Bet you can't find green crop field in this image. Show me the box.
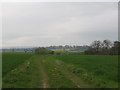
[2,52,33,76]
[2,53,119,88]
[55,55,118,88]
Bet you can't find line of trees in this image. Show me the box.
[46,45,89,51]
[85,40,120,55]
[2,45,89,52]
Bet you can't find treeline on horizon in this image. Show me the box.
[34,40,120,55]
[2,45,90,51]
[2,40,120,55]
[85,40,120,55]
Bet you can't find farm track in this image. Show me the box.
[46,58,87,88]
[31,56,49,88]
[53,60,81,88]
[39,55,88,88]
[39,59,49,88]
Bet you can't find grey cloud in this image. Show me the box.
[2,2,118,47]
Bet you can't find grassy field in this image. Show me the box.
[56,55,118,88]
[2,53,119,88]
[2,52,33,76]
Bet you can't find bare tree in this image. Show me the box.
[112,41,120,55]
[102,40,112,54]
[102,40,112,49]
[91,40,101,54]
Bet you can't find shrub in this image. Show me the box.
[34,48,54,55]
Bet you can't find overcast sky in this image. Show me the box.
[2,2,118,47]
